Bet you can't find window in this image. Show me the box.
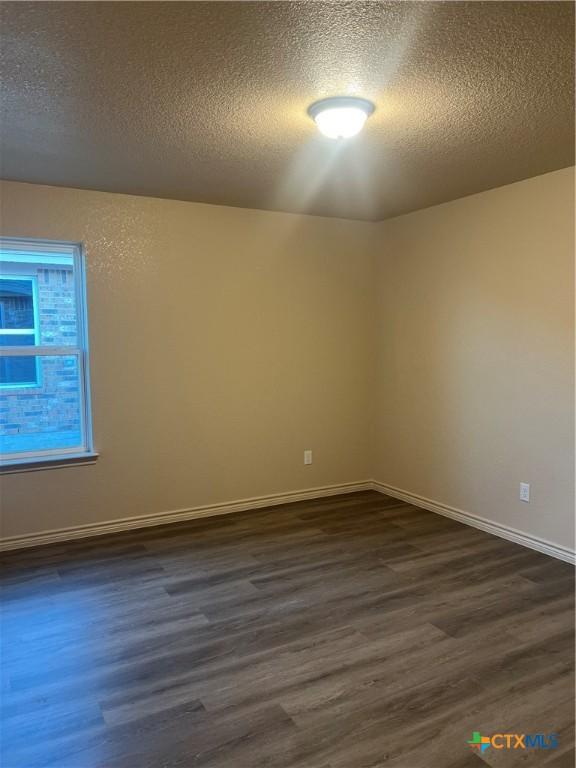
[0,276,40,387]
[0,238,95,468]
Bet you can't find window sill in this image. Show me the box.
[0,452,99,474]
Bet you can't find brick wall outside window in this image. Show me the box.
[0,266,82,443]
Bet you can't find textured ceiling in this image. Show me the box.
[1,1,574,221]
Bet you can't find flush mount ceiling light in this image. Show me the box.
[308,96,375,139]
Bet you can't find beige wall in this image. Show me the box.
[373,168,575,550]
[1,169,574,551]
[0,181,376,539]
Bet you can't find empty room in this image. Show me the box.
[0,1,574,767]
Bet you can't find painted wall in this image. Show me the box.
[0,181,376,538]
[373,168,575,550]
[1,169,574,552]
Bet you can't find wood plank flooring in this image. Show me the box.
[1,491,574,768]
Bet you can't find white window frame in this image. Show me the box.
[0,237,96,470]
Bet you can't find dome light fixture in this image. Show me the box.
[308,96,375,139]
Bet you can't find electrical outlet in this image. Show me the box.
[519,482,530,503]
[304,450,313,465]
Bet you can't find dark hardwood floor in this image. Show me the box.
[1,491,574,768]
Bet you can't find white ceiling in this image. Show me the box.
[1,1,574,220]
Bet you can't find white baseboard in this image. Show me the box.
[371,480,576,565]
[0,481,373,552]
[3,478,574,565]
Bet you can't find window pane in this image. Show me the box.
[0,356,38,386]
[0,334,37,385]
[0,251,77,346]
[0,279,34,329]
[0,355,83,454]
[0,334,35,346]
